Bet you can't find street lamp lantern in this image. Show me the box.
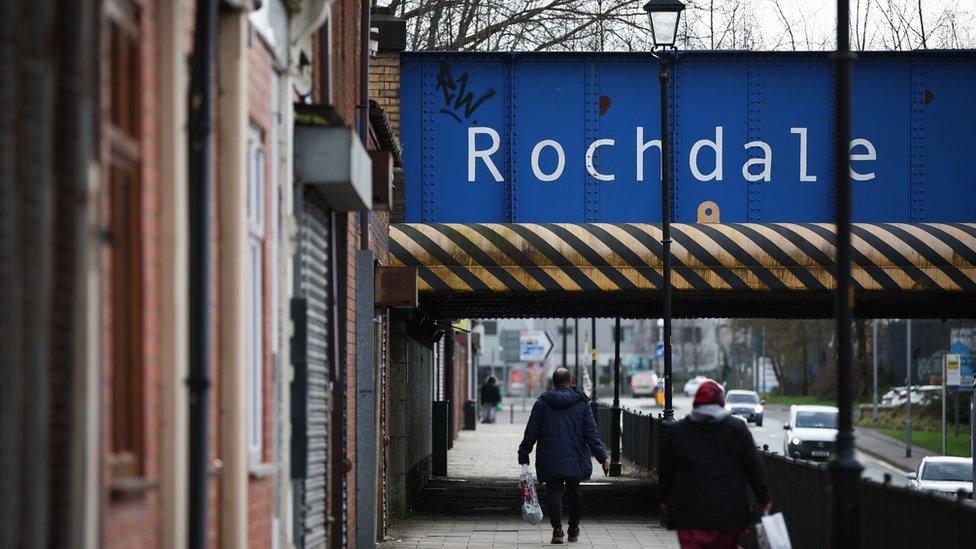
[643,0,685,49]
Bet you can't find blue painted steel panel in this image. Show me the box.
[920,62,976,221]
[595,62,662,222]
[400,52,976,223]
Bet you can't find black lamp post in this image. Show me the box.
[643,0,684,424]
[830,0,863,547]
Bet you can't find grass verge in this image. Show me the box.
[762,394,836,406]
[880,428,972,458]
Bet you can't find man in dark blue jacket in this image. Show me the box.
[518,368,610,544]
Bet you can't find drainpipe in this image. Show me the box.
[356,5,378,546]
[358,0,371,250]
[186,0,217,547]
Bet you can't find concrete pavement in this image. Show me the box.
[384,398,678,548]
[853,426,936,473]
[382,517,679,548]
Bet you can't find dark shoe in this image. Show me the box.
[567,525,579,542]
[551,528,564,544]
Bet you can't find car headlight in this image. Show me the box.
[724,404,732,410]
[755,405,764,413]
[790,437,801,446]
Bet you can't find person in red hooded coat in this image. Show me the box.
[661,380,772,549]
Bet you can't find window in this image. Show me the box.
[794,411,838,429]
[247,125,266,463]
[558,325,574,336]
[482,321,497,336]
[679,326,702,344]
[921,462,973,482]
[612,325,634,343]
[106,0,143,479]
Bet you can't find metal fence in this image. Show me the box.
[595,403,613,451]
[598,401,976,547]
[621,409,663,472]
[756,450,976,549]
[594,403,662,472]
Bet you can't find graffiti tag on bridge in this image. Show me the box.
[436,61,495,124]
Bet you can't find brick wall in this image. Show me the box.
[369,52,401,136]
[369,52,404,223]
[246,31,275,549]
[101,0,164,545]
[99,1,227,546]
[451,332,471,441]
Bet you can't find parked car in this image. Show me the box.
[783,405,838,460]
[683,375,709,397]
[908,457,974,497]
[724,390,764,426]
[630,370,659,398]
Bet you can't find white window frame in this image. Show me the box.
[247,125,266,464]
[269,72,280,356]
[248,127,265,236]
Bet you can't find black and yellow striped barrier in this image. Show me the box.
[390,222,976,296]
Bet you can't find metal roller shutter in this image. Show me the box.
[292,194,333,548]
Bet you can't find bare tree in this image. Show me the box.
[392,0,975,53]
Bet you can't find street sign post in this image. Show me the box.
[951,329,975,388]
[944,353,962,455]
[519,330,553,362]
[947,354,962,387]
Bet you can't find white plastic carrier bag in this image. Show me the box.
[755,512,792,549]
[518,464,544,525]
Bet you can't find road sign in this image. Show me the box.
[655,342,664,357]
[520,330,553,362]
[402,52,976,223]
[946,354,962,387]
[951,329,976,388]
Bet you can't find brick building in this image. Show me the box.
[2,0,412,547]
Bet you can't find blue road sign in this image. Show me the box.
[401,51,976,223]
[655,342,665,357]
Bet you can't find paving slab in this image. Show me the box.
[381,517,679,548]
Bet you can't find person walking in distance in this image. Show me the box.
[479,375,502,423]
[661,380,771,549]
[518,368,610,544]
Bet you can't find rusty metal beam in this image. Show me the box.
[375,266,418,308]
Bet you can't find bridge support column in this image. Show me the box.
[590,318,598,418]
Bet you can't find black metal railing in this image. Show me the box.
[594,402,662,472]
[596,401,976,547]
[595,403,613,450]
[754,450,976,549]
[621,408,663,472]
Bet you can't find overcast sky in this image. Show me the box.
[701,0,976,50]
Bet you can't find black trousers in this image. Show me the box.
[545,478,582,529]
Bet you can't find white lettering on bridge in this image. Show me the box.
[467,126,876,184]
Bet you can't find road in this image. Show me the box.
[614,395,910,487]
